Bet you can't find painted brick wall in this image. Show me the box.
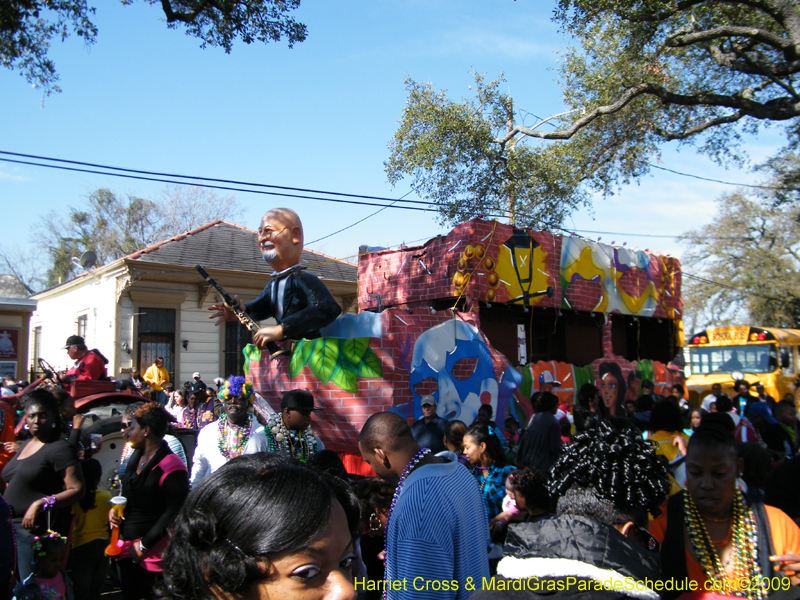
[357,218,682,319]
[251,218,683,454]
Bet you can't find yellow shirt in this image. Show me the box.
[71,490,113,548]
[143,364,169,391]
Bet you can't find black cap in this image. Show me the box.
[280,389,323,411]
[63,335,85,349]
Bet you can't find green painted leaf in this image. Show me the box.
[357,347,383,379]
[289,339,311,378]
[519,365,532,398]
[242,344,261,376]
[341,338,370,365]
[330,361,358,394]
[307,338,340,384]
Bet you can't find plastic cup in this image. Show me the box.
[105,496,127,556]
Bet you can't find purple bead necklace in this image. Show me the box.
[383,447,431,599]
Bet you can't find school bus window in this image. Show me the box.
[689,344,778,375]
[781,347,794,374]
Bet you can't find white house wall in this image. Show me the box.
[29,272,120,374]
[178,301,224,385]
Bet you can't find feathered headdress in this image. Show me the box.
[217,376,254,403]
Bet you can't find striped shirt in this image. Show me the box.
[385,460,490,600]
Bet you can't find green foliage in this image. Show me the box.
[537,0,800,189]
[38,185,241,287]
[390,1,800,226]
[357,348,383,379]
[3,1,306,95]
[291,337,383,394]
[135,0,306,52]
[385,73,591,229]
[289,338,313,377]
[681,154,800,328]
[41,188,160,286]
[340,337,369,365]
[0,1,98,95]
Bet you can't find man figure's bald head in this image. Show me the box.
[258,207,304,271]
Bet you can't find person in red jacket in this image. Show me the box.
[62,335,107,383]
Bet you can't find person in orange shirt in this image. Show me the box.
[651,423,800,600]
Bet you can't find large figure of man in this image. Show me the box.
[359,412,490,600]
[211,207,341,354]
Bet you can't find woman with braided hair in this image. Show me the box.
[651,423,800,599]
[471,421,671,600]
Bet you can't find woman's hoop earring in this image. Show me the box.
[369,512,382,532]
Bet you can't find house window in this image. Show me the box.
[224,321,251,377]
[137,308,176,382]
[76,315,87,339]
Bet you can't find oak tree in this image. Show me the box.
[33,185,242,287]
[2,0,306,95]
[680,155,800,329]
[388,0,800,227]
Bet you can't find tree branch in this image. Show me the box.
[665,24,791,53]
[160,0,212,24]
[495,81,800,145]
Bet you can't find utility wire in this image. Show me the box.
[648,164,787,191]
[0,156,440,214]
[2,149,788,245]
[306,190,415,246]
[0,150,434,207]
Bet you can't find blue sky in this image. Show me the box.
[0,1,785,268]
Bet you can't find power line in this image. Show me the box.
[648,164,785,190]
[0,150,435,207]
[2,149,786,246]
[556,226,677,239]
[0,156,440,214]
[306,195,409,246]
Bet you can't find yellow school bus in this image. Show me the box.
[685,326,800,406]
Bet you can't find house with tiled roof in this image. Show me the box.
[0,274,36,381]
[29,221,357,384]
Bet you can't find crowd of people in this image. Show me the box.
[0,358,800,600]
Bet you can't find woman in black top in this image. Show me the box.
[2,388,84,580]
[111,402,188,600]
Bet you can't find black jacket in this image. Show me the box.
[471,515,663,600]
[245,267,341,340]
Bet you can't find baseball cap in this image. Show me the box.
[420,395,436,406]
[747,401,778,425]
[193,372,201,379]
[539,371,561,387]
[63,335,85,349]
[281,389,323,411]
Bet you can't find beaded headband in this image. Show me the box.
[218,376,254,403]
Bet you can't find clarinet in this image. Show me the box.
[195,265,285,357]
